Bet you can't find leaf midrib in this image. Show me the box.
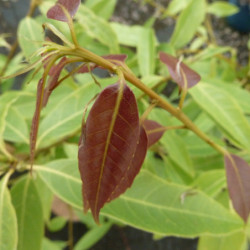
[94,84,124,216]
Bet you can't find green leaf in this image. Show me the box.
[207,2,239,18]
[77,6,119,53]
[10,91,35,119]
[0,92,20,157]
[103,170,243,236]
[162,155,192,185]
[37,82,100,149]
[36,160,82,209]
[0,173,18,250]
[189,82,250,150]
[11,176,44,250]
[35,160,243,237]
[192,170,226,197]
[131,75,164,98]
[42,238,66,250]
[74,223,111,250]
[17,17,44,60]
[185,135,218,157]
[161,131,195,178]
[34,176,53,222]
[137,28,156,77]
[164,0,193,16]
[111,22,144,47]
[85,0,117,20]
[63,143,78,159]
[193,154,224,172]
[204,78,250,114]
[170,0,206,49]
[194,45,233,61]
[198,230,247,250]
[3,107,29,144]
[47,217,67,232]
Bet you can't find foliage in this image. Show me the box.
[0,0,249,249]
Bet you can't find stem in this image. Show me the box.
[68,206,74,250]
[68,47,227,156]
[205,14,217,45]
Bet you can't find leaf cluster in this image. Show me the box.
[0,0,250,249]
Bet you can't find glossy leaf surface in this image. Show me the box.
[78,82,141,222]
[143,119,164,148]
[224,154,250,222]
[159,52,201,89]
[47,0,81,22]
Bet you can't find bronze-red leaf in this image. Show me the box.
[107,126,148,202]
[159,52,201,89]
[224,154,250,222]
[143,119,165,148]
[47,0,81,22]
[78,82,140,223]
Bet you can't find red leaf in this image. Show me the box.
[143,119,165,147]
[78,82,141,223]
[43,57,67,107]
[30,78,45,169]
[159,52,201,89]
[224,154,250,222]
[77,63,96,74]
[47,0,81,22]
[108,126,148,202]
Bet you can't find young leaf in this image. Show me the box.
[30,78,45,169]
[78,81,141,223]
[159,52,201,89]
[143,119,164,148]
[43,57,67,107]
[107,126,148,202]
[224,154,250,222]
[47,0,81,22]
